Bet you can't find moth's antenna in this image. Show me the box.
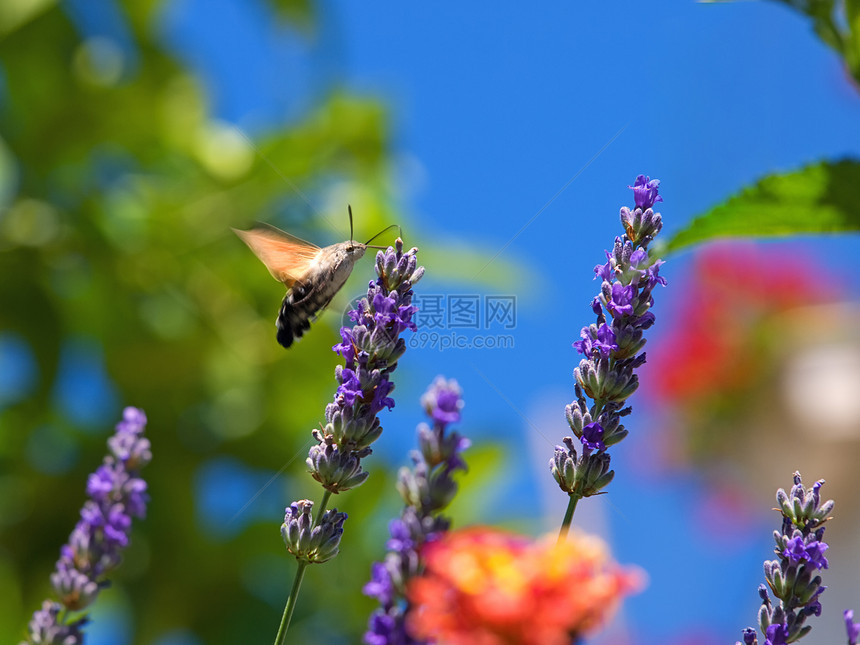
[364,223,402,248]
[348,205,355,244]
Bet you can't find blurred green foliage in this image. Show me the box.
[0,1,507,643]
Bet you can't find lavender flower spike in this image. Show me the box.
[553,176,666,512]
[275,241,423,645]
[735,472,834,645]
[21,407,151,645]
[306,238,423,494]
[363,377,469,645]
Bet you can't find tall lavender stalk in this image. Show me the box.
[21,407,151,645]
[275,239,423,645]
[551,176,666,539]
[363,377,469,645]
[737,473,833,645]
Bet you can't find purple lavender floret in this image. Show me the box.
[845,610,860,645]
[735,472,834,645]
[363,377,469,645]
[764,623,789,645]
[552,176,666,498]
[628,174,663,210]
[306,239,422,496]
[21,407,150,645]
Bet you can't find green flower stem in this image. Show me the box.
[274,561,308,645]
[558,493,580,543]
[273,490,334,645]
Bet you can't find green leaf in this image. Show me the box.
[662,159,860,254]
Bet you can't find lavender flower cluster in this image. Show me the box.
[281,239,423,562]
[22,407,151,645]
[551,176,666,498]
[363,377,469,645]
[280,499,347,564]
[738,473,834,645]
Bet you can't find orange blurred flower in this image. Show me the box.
[406,527,644,645]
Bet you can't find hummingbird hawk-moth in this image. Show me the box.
[233,207,396,348]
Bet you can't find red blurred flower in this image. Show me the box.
[406,527,643,645]
[650,244,828,404]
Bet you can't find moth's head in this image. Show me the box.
[346,242,367,260]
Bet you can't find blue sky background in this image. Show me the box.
[46,1,860,643]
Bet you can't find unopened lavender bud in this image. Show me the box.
[383,253,397,282]
[427,472,458,510]
[307,436,369,493]
[590,469,615,493]
[410,265,425,284]
[281,500,314,557]
[382,551,409,591]
[396,463,426,510]
[763,559,780,588]
[326,405,383,451]
[796,625,813,640]
[795,574,824,605]
[550,438,578,493]
[611,237,624,264]
[416,424,440,462]
[417,423,469,471]
[815,499,835,520]
[757,606,769,633]
[612,331,646,359]
[581,452,614,495]
[606,370,639,401]
[281,500,347,563]
[776,489,791,516]
[573,361,596,399]
[791,472,804,489]
[620,239,633,266]
[602,424,628,447]
[791,496,804,522]
[311,509,347,563]
[782,565,802,601]
[565,401,588,435]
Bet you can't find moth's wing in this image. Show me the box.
[232,224,321,287]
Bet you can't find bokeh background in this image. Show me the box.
[2,1,860,643]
